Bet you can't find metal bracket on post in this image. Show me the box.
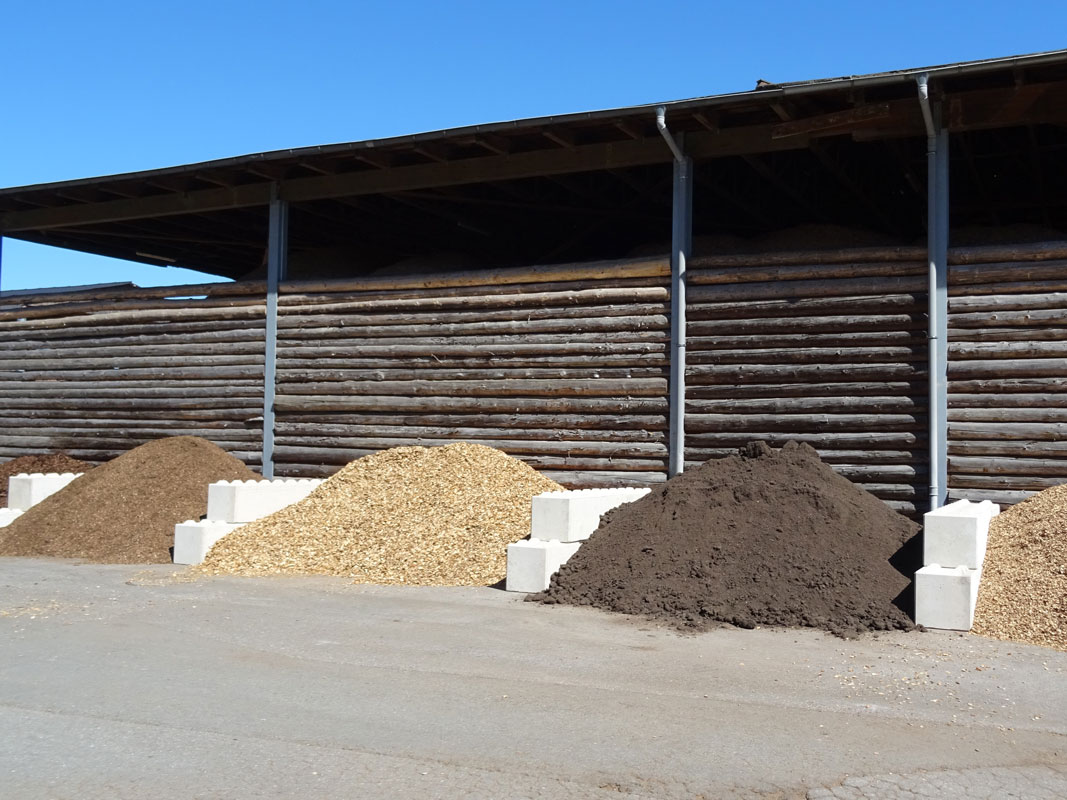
[657,107,693,478]
[262,185,288,479]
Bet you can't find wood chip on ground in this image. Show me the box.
[972,483,1067,652]
[196,442,562,586]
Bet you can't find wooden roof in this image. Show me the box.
[3,50,1067,279]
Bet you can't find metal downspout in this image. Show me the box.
[263,185,288,479]
[657,107,693,478]
[917,74,949,510]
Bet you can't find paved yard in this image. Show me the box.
[1,557,1064,799]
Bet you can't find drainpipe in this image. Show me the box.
[657,107,693,478]
[263,184,289,479]
[917,74,949,510]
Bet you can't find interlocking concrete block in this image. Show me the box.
[923,499,999,570]
[531,488,650,543]
[915,564,981,631]
[506,539,581,593]
[0,508,23,528]
[173,520,243,565]
[7,473,83,511]
[206,478,323,523]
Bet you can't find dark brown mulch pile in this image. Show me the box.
[0,436,259,563]
[534,441,919,637]
[0,453,92,507]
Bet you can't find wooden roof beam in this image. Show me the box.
[354,151,394,169]
[466,134,512,155]
[542,128,578,148]
[742,154,829,222]
[768,98,905,236]
[958,134,1001,226]
[0,123,806,232]
[1026,126,1052,226]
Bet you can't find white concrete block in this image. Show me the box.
[531,487,650,543]
[923,499,998,570]
[0,508,23,528]
[7,472,83,511]
[206,478,323,523]
[173,519,243,565]
[915,564,981,631]
[506,539,581,593]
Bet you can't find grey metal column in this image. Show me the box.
[262,185,288,479]
[931,126,950,509]
[0,236,4,291]
[668,151,693,478]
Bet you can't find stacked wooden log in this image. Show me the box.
[0,282,266,466]
[272,259,671,487]
[947,242,1067,507]
[1,239,1064,510]
[682,246,929,516]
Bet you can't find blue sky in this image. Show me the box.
[2,0,1064,290]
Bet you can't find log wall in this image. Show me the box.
[946,243,1067,507]
[683,247,929,516]
[0,282,267,467]
[271,260,671,487]
[1,240,1065,510]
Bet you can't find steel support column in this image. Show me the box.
[262,186,288,479]
[929,125,950,509]
[668,151,693,478]
[0,236,4,291]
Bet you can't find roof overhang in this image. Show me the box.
[3,49,1067,279]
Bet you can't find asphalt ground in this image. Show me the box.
[1,557,1064,799]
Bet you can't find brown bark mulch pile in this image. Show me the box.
[0,436,259,563]
[972,484,1067,652]
[0,453,91,507]
[535,441,918,637]
[198,442,561,586]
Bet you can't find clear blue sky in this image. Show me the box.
[2,0,1064,290]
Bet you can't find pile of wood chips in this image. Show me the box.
[972,483,1067,652]
[197,442,561,585]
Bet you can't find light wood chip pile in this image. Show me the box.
[972,483,1067,652]
[196,442,561,585]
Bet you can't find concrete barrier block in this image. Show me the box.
[173,520,243,565]
[7,472,83,511]
[506,539,581,593]
[923,499,999,570]
[915,564,981,631]
[531,488,650,543]
[0,508,23,528]
[206,478,323,523]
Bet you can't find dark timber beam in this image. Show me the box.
[4,81,1065,234]
[0,125,810,232]
[769,100,905,236]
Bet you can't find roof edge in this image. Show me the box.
[3,48,1067,197]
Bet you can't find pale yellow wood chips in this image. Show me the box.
[196,443,561,585]
[972,483,1067,652]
